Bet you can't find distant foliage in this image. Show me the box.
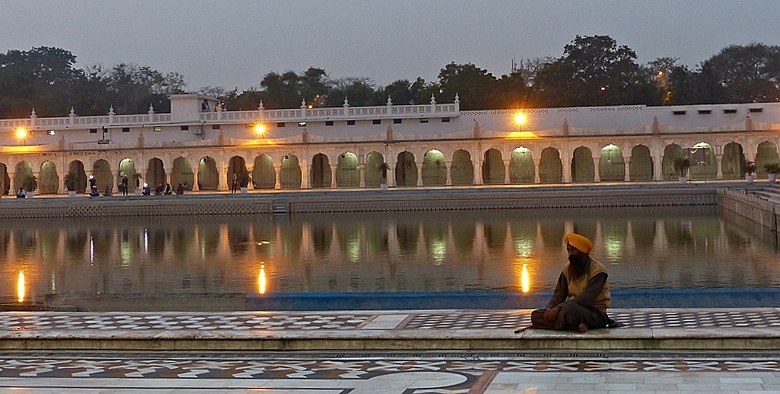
[1,37,779,118]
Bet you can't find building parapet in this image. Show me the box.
[1,97,779,147]
[200,103,459,124]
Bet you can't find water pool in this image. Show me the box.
[2,206,778,311]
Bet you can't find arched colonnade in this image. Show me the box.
[1,138,779,195]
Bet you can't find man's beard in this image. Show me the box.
[568,254,590,279]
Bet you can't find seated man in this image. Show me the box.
[529,233,615,333]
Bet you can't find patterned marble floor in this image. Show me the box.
[2,308,779,332]
[2,309,780,392]
[0,351,779,393]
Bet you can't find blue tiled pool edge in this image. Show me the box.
[245,288,780,310]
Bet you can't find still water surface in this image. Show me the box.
[1,206,778,310]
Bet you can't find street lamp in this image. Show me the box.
[15,127,28,144]
[513,113,527,126]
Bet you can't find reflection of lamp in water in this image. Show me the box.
[17,271,25,303]
[255,241,271,294]
[521,264,530,293]
[258,263,267,294]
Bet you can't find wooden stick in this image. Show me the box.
[513,325,534,334]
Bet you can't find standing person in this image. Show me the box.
[88,175,99,196]
[526,233,617,333]
[121,175,128,196]
[231,173,238,194]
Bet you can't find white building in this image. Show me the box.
[1,94,779,194]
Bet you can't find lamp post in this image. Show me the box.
[15,127,28,145]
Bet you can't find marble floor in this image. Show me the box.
[0,350,778,393]
[1,308,779,392]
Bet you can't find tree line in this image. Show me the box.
[1,35,778,118]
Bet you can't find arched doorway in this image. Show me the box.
[688,142,716,181]
[39,161,59,194]
[280,154,302,189]
[422,149,446,186]
[118,158,139,190]
[198,156,219,190]
[66,160,87,193]
[450,150,473,186]
[14,161,34,192]
[599,144,624,181]
[721,142,744,179]
[364,151,385,188]
[146,158,167,191]
[482,148,504,184]
[395,151,417,187]
[0,163,9,195]
[227,156,248,190]
[571,147,594,183]
[171,157,194,190]
[92,159,114,193]
[629,145,653,181]
[311,153,331,188]
[253,154,276,189]
[755,141,780,178]
[539,147,562,183]
[662,144,684,180]
[336,152,359,188]
[509,147,534,184]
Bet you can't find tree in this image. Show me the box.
[325,77,377,107]
[437,62,498,109]
[0,46,85,117]
[69,64,112,115]
[513,57,553,87]
[256,67,333,109]
[106,63,187,114]
[493,71,529,109]
[645,57,678,105]
[670,65,705,105]
[698,43,780,103]
[376,78,429,105]
[299,67,329,105]
[224,88,263,111]
[259,71,302,109]
[533,35,654,107]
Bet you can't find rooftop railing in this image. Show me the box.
[1,101,459,131]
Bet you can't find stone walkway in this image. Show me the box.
[1,308,780,392]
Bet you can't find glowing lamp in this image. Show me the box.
[15,127,28,139]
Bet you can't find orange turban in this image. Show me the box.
[564,233,592,254]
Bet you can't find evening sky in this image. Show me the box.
[1,0,778,92]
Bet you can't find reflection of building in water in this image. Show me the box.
[1,95,780,196]
[0,208,776,310]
